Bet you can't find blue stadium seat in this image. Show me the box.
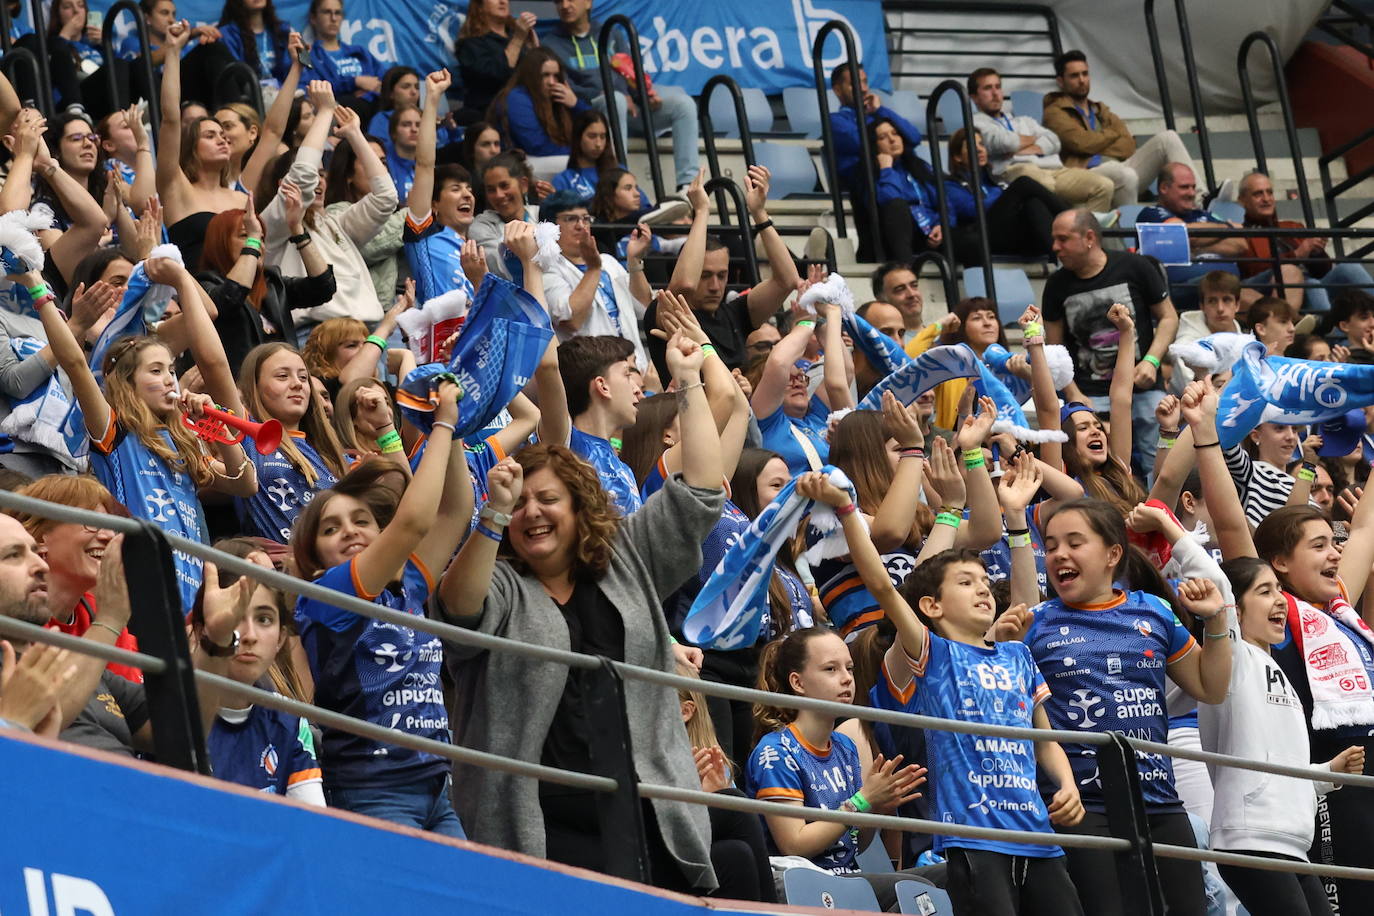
[707,85,773,138]
[782,869,882,911]
[1208,199,1245,223]
[1010,89,1043,122]
[895,879,954,915]
[782,87,839,139]
[855,837,894,873]
[1117,203,1146,229]
[886,91,927,135]
[963,267,1037,326]
[755,142,823,198]
[936,91,972,135]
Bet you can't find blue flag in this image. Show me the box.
[1217,340,1374,448]
[88,246,182,389]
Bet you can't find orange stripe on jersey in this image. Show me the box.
[409,552,435,592]
[756,787,805,801]
[821,575,864,606]
[903,628,931,678]
[1062,590,1127,612]
[838,608,885,638]
[881,657,915,705]
[486,434,506,461]
[1167,635,1198,665]
[406,435,426,462]
[1032,683,1051,707]
[92,408,119,454]
[287,767,322,786]
[348,557,381,601]
[405,211,435,234]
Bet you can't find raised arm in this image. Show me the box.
[413,416,475,579]
[155,21,196,220]
[121,103,156,212]
[1019,305,1063,471]
[817,299,854,410]
[24,270,110,438]
[667,173,710,301]
[40,159,109,286]
[742,165,803,327]
[191,562,254,733]
[0,67,20,138]
[242,31,306,194]
[999,451,1044,609]
[664,330,722,490]
[1181,379,1255,560]
[279,180,329,278]
[340,282,413,385]
[436,456,521,621]
[408,68,449,220]
[1339,464,1374,607]
[869,391,926,552]
[1106,303,1135,466]
[0,110,41,215]
[750,316,814,419]
[915,438,966,564]
[953,397,1003,550]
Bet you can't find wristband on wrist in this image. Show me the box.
[1008,532,1033,549]
[26,282,48,300]
[376,429,403,453]
[31,294,56,310]
[1297,464,1317,482]
[432,420,457,434]
[366,334,388,351]
[700,343,717,359]
[1194,440,1221,449]
[962,449,986,469]
[1158,428,1180,438]
[1204,630,1231,640]
[795,318,816,329]
[849,791,871,813]
[1022,320,1043,339]
[899,446,924,459]
[752,218,774,233]
[626,258,645,274]
[239,246,262,259]
[935,512,961,529]
[473,522,503,542]
[1143,354,1161,369]
[609,437,623,451]
[835,502,858,517]
[243,237,262,251]
[89,620,123,640]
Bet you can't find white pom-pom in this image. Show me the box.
[797,273,855,318]
[396,309,435,362]
[991,419,1069,443]
[0,207,47,272]
[423,288,469,322]
[147,243,184,265]
[1043,344,1074,391]
[531,221,562,271]
[23,204,54,233]
[824,407,854,442]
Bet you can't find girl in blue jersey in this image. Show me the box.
[29,259,258,612]
[1022,497,1233,916]
[289,381,472,835]
[826,454,1086,915]
[553,112,634,204]
[193,560,325,805]
[235,342,347,543]
[747,622,927,908]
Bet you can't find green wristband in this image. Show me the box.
[243,237,263,251]
[700,343,718,359]
[935,512,961,529]
[850,791,871,813]
[1143,354,1161,369]
[26,282,48,300]
[796,319,816,329]
[962,449,986,469]
[366,334,388,350]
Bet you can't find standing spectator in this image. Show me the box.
[1237,171,1372,313]
[1043,50,1204,207]
[541,0,700,191]
[968,67,1115,212]
[406,70,479,305]
[488,48,589,157]
[469,151,539,280]
[1043,209,1178,477]
[300,0,385,120]
[1138,163,1245,310]
[455,0,538,125]
[217,0,291,89]
[384,104,421,200]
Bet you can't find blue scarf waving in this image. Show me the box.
[798,273,909,378]
[684,466,863,650]
[1217,339,1374,448]
[0,334,83,463]
[88,244,183,389]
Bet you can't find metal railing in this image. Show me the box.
[1319,127,1374,260]
[1236,30,1313,228]
[100,0,159,134]
[1312,0,1374,61]
[911,247,960,307]
[8,486,1374,913]
[812,20,881,258]
[1144,0,1217,196]
[214,60,265,117]
[924,79,995,301]
[698,75,757,221]
[882,1,1063,86]
[0,0,52,116]
[1103,224,1374,287]
[598,15,664,204]
[0,46,45,114]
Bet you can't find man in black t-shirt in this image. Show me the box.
[1043,209,1178,477]
[643,167,801,380]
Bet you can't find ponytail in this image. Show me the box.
[753,626,831,743]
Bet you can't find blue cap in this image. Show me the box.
[1318,409,1368,458]
[1059,402,1095,424]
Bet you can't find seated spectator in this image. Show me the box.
[34,0,149,118]
[541,0,700,191]
[1044,50,1209,206]
[1237,170,1373,314]
[553,110,642,206]
[384,104,421,200]
[458,119,502,178]
[217,0,291,89]
[489,48,590,158]
[118,0,234,107]
[870,115,941,261]
[300,0,384,120]
[830,61,921,261]
[944,127,1068,266]
[1170,271,1247,393]
[1248,296,1295,356]
[469,150,538,280]
[455,0,537,125]
[1329,290,1374,361]
[968,66,1115,212]
[1285,333,1334,362]
[38,110,106,230]
[1138,162,1245,310]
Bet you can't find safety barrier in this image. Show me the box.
[0,46,45,116]
[598,15,664,204]
[1313,0,1374,61]
[100,0,160,135]
[924,80,996,302]
[882,1,1063,87]
[5,486,1374,915]
[812,21,881,259]
[698,75,758,222]
[1237,30,1314,228]
[213,60,265,117]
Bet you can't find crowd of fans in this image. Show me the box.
[0,2,1372,915]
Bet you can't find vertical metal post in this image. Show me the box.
[813,21,881,258]
[101,0,160,135]
[926,80,995,303]
[585,658,649,884]
[1173,0,1216,195]
[24,0,53,116]
[699,75,757,221]
[1236,31,1314,227]
[598,16,663,203]
[1143,0,1176,132]
[1097,732,1166,916]
[704,176,760,286]
[0,48,43,108]
[122,520,211,775]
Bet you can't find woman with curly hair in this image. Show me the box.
[435,333,727,894]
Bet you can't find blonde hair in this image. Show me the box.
[676,661,736,782]
[236,342,346,488]
[302,318,369,379]
[103,336,215,487]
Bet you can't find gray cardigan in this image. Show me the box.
[440,474,724,891]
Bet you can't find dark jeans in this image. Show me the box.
[946,847,1085,916]
[1217,851,1331,916]
[953,176,1067,266]
[328,774,465,839]
[1056,809,1206,916]
[543,793,697,894]
[1310,734,1374,915]
[709,788,776,903]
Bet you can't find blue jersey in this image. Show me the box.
[747,725,864,873]
[208,705,322,798]
[569,427,641,516]
[1028,590,1197,811]
[296,556,449,789]
[89,412,207,611]
[464,435,506,531]
[757,396,830,475]
[404,211,477,308]
[387,152,416,201]
[815,548,917,639]
[236,430,338,542]
[980,504,1048,593]
[883,631,1060,857]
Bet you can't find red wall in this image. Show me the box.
[1287,41,1374,180]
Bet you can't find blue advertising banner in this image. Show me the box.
[91,0,890,96]
[0,733,766,915]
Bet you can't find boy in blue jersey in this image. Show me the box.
[550,334,643,516]
[820,467,1087,915]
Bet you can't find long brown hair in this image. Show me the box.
[237,343,347,487]
[754,627,838,742]
[590,167,634,222]
[568,109,617,173]
[827,410,929,549]
[730,447,811,636]
[489,48,575,148]
[103,336,216,487]
[500,443,621,582]
[180,116,233,187]
[291,461,409,581]
[330,377,399,454]
[618,392,678,487]
[1043,498,1177,606]
[1060,409,1146,515]
[457,0,525,38]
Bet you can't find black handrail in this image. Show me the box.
[0,47,43,110]
[1312,0,1374,61]
[1143,0,1216,195]
[7,0,53,116]
[925,79,995,302]
[101,0,159,135]
[703,175,759,285]
[214,61,264,116]
[812,20,880,257]
[1236,30,1313,227]
[698,75,757,223]
[597,16,663,203]
[1318,125,1374,260]
[0,0,13,53]
[911,248,959,308]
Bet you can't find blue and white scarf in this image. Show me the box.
[683,465,863,650]
[798,273,909,378]
[1218,339,1374,448]
[397,273,553,436]
[88,244,183,389]
[858,343,1066,443]
[0,335,82,463]
[980,342,1075,403]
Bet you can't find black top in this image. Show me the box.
[540,581,625,795]
[643,292,758,380]
[1041,250,1169,398]
[197,266,337,378]
[457,31,518,117]
[169,211,216,274]
[59,670,148,758]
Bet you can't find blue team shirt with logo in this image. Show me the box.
[89,413,207,611]
[1028,590,1197,811]
[980,504,1048,593]
[295,556,449,789]
[757,396,831,475]
[815,548,917,639]
[236,431,337,542]
[404,212,477,308]
[747,725,864,873]
[568,427,641,516]
[208,705,322,797]
[881,631,1060,857]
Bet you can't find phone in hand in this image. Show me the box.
[87,9,103,29]
[296,43,311,68]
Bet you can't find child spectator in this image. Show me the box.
[1249,296,1295,356]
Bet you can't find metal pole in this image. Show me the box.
[704,176,759,285]
[926,80,995,303]
[911,248,959,309]
[1237,31,1314,227]
[26,0,52,117]
[699,75,757,223]
[1173,0,1216,195]
[1097,732,1167,916]
[585,658,649,883]
[1143,0,1176,132]
[597,16,663,202]
[102,0,160,135]
[813,20,881,259]
[0,47,43,108]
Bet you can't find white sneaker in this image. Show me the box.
[804,227,832,262]
[1093,209,1121,229]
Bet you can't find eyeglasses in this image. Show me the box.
[558,214,595,225]
[66,132,99,145]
